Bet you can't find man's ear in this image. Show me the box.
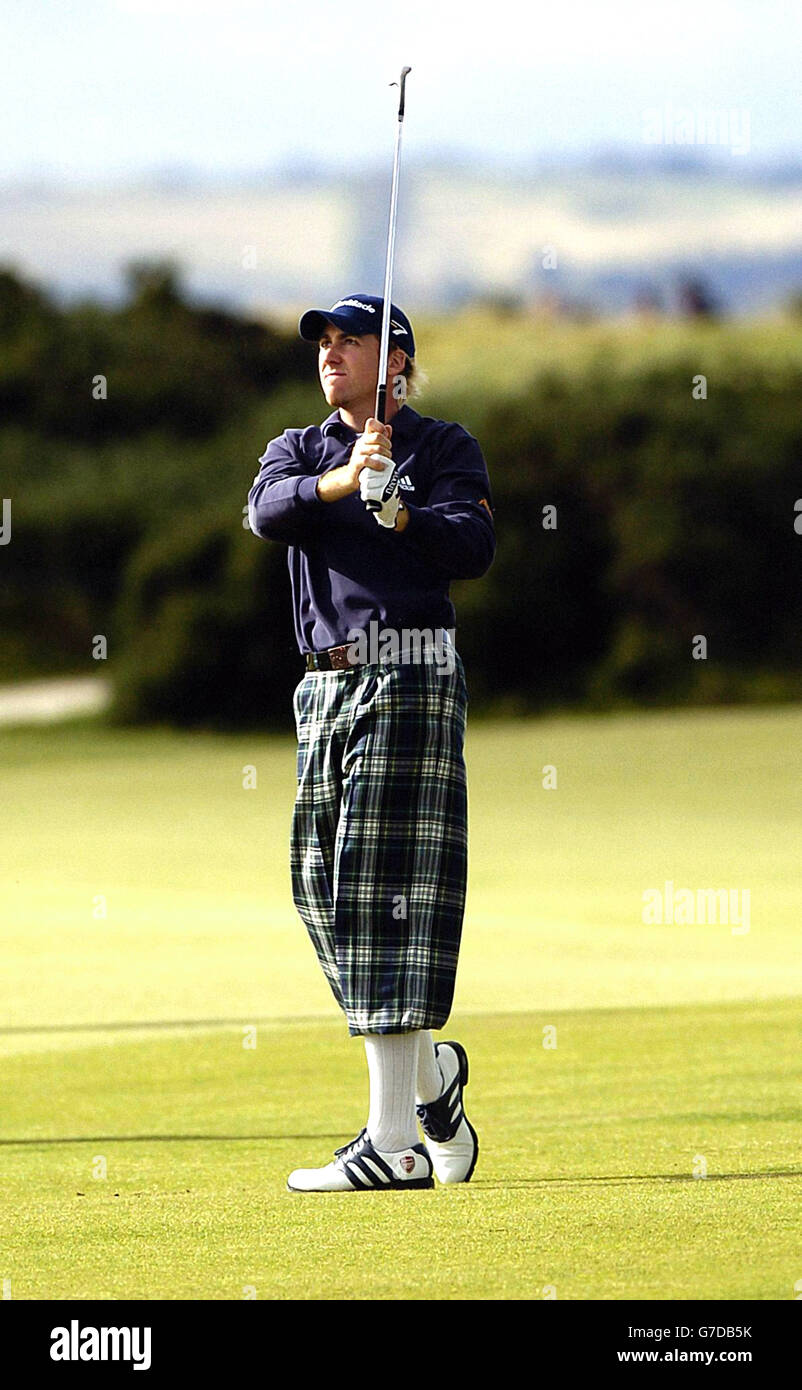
[388,347,407,375]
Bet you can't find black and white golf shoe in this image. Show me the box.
[286,1128,434,1193]
[416,1040,479,1184]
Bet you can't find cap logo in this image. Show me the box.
[332,298,375,313]
[390,319,408,335]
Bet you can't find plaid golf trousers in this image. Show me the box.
[290,649,469,1035]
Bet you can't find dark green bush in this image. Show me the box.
[103,359,802,728]
[0,260,310,443]
[110,507,299,730]
[2,260,801,722]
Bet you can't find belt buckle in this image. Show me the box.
[329,645,350,670]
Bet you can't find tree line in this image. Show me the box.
[1,263,800,726]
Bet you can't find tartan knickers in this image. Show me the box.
[290,650,469,1036]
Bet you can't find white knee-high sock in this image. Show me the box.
[364,1032,421,1152]
[415,1030,444,1104]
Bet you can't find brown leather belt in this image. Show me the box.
[305,643,362,672]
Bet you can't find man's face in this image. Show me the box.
[318,324,405,409]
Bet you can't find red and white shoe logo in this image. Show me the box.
[400,1154,415,1174]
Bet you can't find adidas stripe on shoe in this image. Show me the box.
[416,1040,479,1184]
[286,1127,434,1193]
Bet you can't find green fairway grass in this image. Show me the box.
[1,707,800,1298]
[2,1003,800,1300]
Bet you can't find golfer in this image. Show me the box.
[247,294,495,1191]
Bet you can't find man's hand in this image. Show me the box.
[315,419,392,503]
[359,451,401,528]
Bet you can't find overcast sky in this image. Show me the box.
[3,0,800,180]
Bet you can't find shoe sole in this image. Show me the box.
[436,1039,480,1184]
[287,1177,434,1193]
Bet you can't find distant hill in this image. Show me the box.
[3,153,801,317]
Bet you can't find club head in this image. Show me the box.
[390,66,412,118]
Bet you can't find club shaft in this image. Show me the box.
[375,71,410,424]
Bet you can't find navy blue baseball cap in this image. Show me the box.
[299,293,415,359]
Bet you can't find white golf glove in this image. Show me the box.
[359,456,401,529]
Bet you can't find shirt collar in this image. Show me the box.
[321,404,420,441]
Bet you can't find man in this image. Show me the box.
[247,294,495,1192]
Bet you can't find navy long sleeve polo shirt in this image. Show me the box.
[247,404,495,655]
